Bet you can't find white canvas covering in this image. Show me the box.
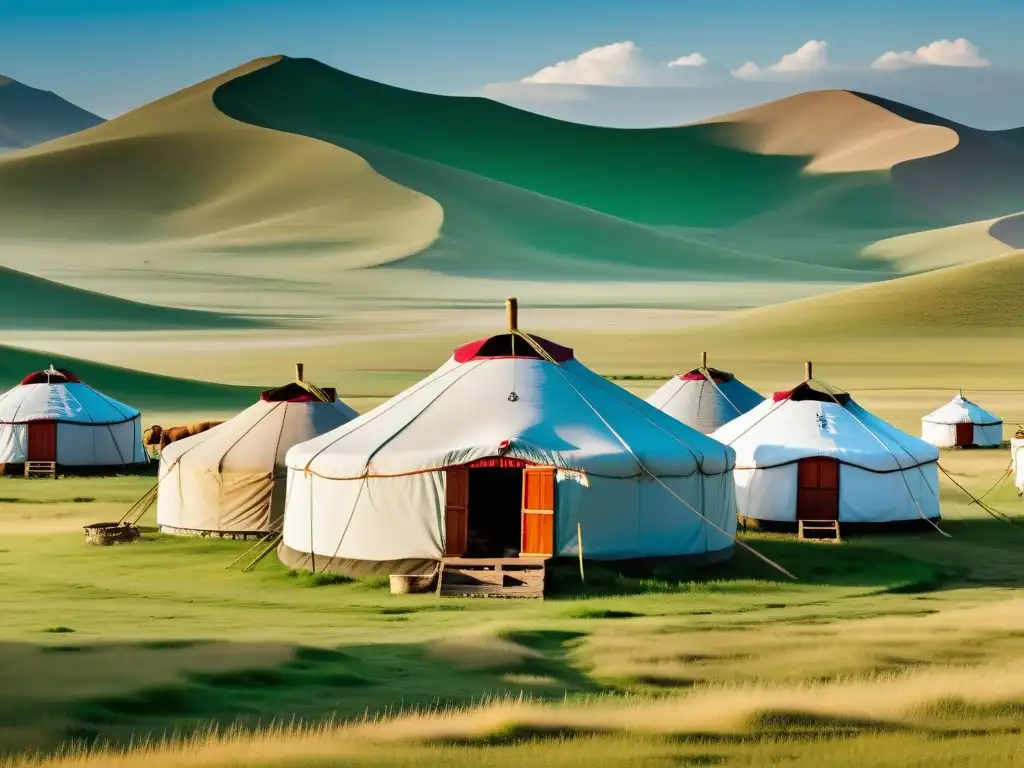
[711,384,940,524]
[282,335,738,572]
[648,368,765,433]
[0,368,146,467]
[158,396,356,535]
[921,393,1003,448]
[1012,437,1024,496]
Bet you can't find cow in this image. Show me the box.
[144,421,224,454]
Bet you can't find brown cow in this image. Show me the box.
[144,422,224,454]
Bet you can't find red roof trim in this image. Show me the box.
[259,382,337,403]
[679,367,734,383]
[20,369,80,385]
[461,457,534,469]
[772,382,850,405]
[453,333,574,363]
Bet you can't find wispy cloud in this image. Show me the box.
[872,38,989,70]
[731,40,828,80]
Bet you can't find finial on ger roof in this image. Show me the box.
[506,297,518,332]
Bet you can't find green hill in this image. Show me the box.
[0,345,259,413]
[0,266,262,330]
[213,58,945,277]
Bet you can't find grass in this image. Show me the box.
[0,438,1022,765]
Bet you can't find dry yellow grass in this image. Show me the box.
[13,648,1024,767]
[689,250,1024,341]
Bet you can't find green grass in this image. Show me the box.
[1,443,1023,765]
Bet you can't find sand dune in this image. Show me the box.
[989,211,1024,248]
[697,90,960,173]
[2,54,1023,352]
[0,57,441,260]
[862,217,1015,273]
[850,93,1024,223]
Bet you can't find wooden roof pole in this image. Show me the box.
[295,362,304,382]
[506,297,518,332]
[805,361,813,382]
[701,351,707,368]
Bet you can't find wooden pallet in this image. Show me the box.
[24,461,57,479]
[437,557,546,599]
[798,519,841,542]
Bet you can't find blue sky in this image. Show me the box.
[1,0,1021,116]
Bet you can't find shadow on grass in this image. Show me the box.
[0,633,605,757]
[544,517,1024,599]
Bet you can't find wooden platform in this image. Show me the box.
[24,461,56,479]
[798,519,841,543]
[437,557,547,599]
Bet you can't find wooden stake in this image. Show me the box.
[506,297,519,332]
[577,522,585,584]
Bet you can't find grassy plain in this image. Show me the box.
[0,428,1022,766]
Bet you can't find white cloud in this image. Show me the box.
[731,40,828,80]
[668,52,708,68]
[871,38,989,70]
[731,61,762,81]
[521,41,646,86]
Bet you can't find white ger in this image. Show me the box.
[647,352,765,434]
[279,299,738,576]
[157,366,356,537]
[712,363,940,527]
[0,366,147,469]
[921,392,1003,449]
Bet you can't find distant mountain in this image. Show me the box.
[0,75,103,150]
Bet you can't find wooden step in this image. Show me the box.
[799,519,841,543]
[24,461,57,479]
[437,557,546,599]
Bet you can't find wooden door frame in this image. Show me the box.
[520,465,556,557]
[27,420,58,463]
[955,422,974,447]
[443,467,469,557]
[796,457,840,521]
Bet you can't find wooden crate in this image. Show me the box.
[437,557,546,599]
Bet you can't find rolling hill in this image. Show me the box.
[0,75,102,151]
[699,250,1024,339]
[0,265,263,330]
[0,344,259,414]
[2,54,1024,393]
[6,56,1023,293]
